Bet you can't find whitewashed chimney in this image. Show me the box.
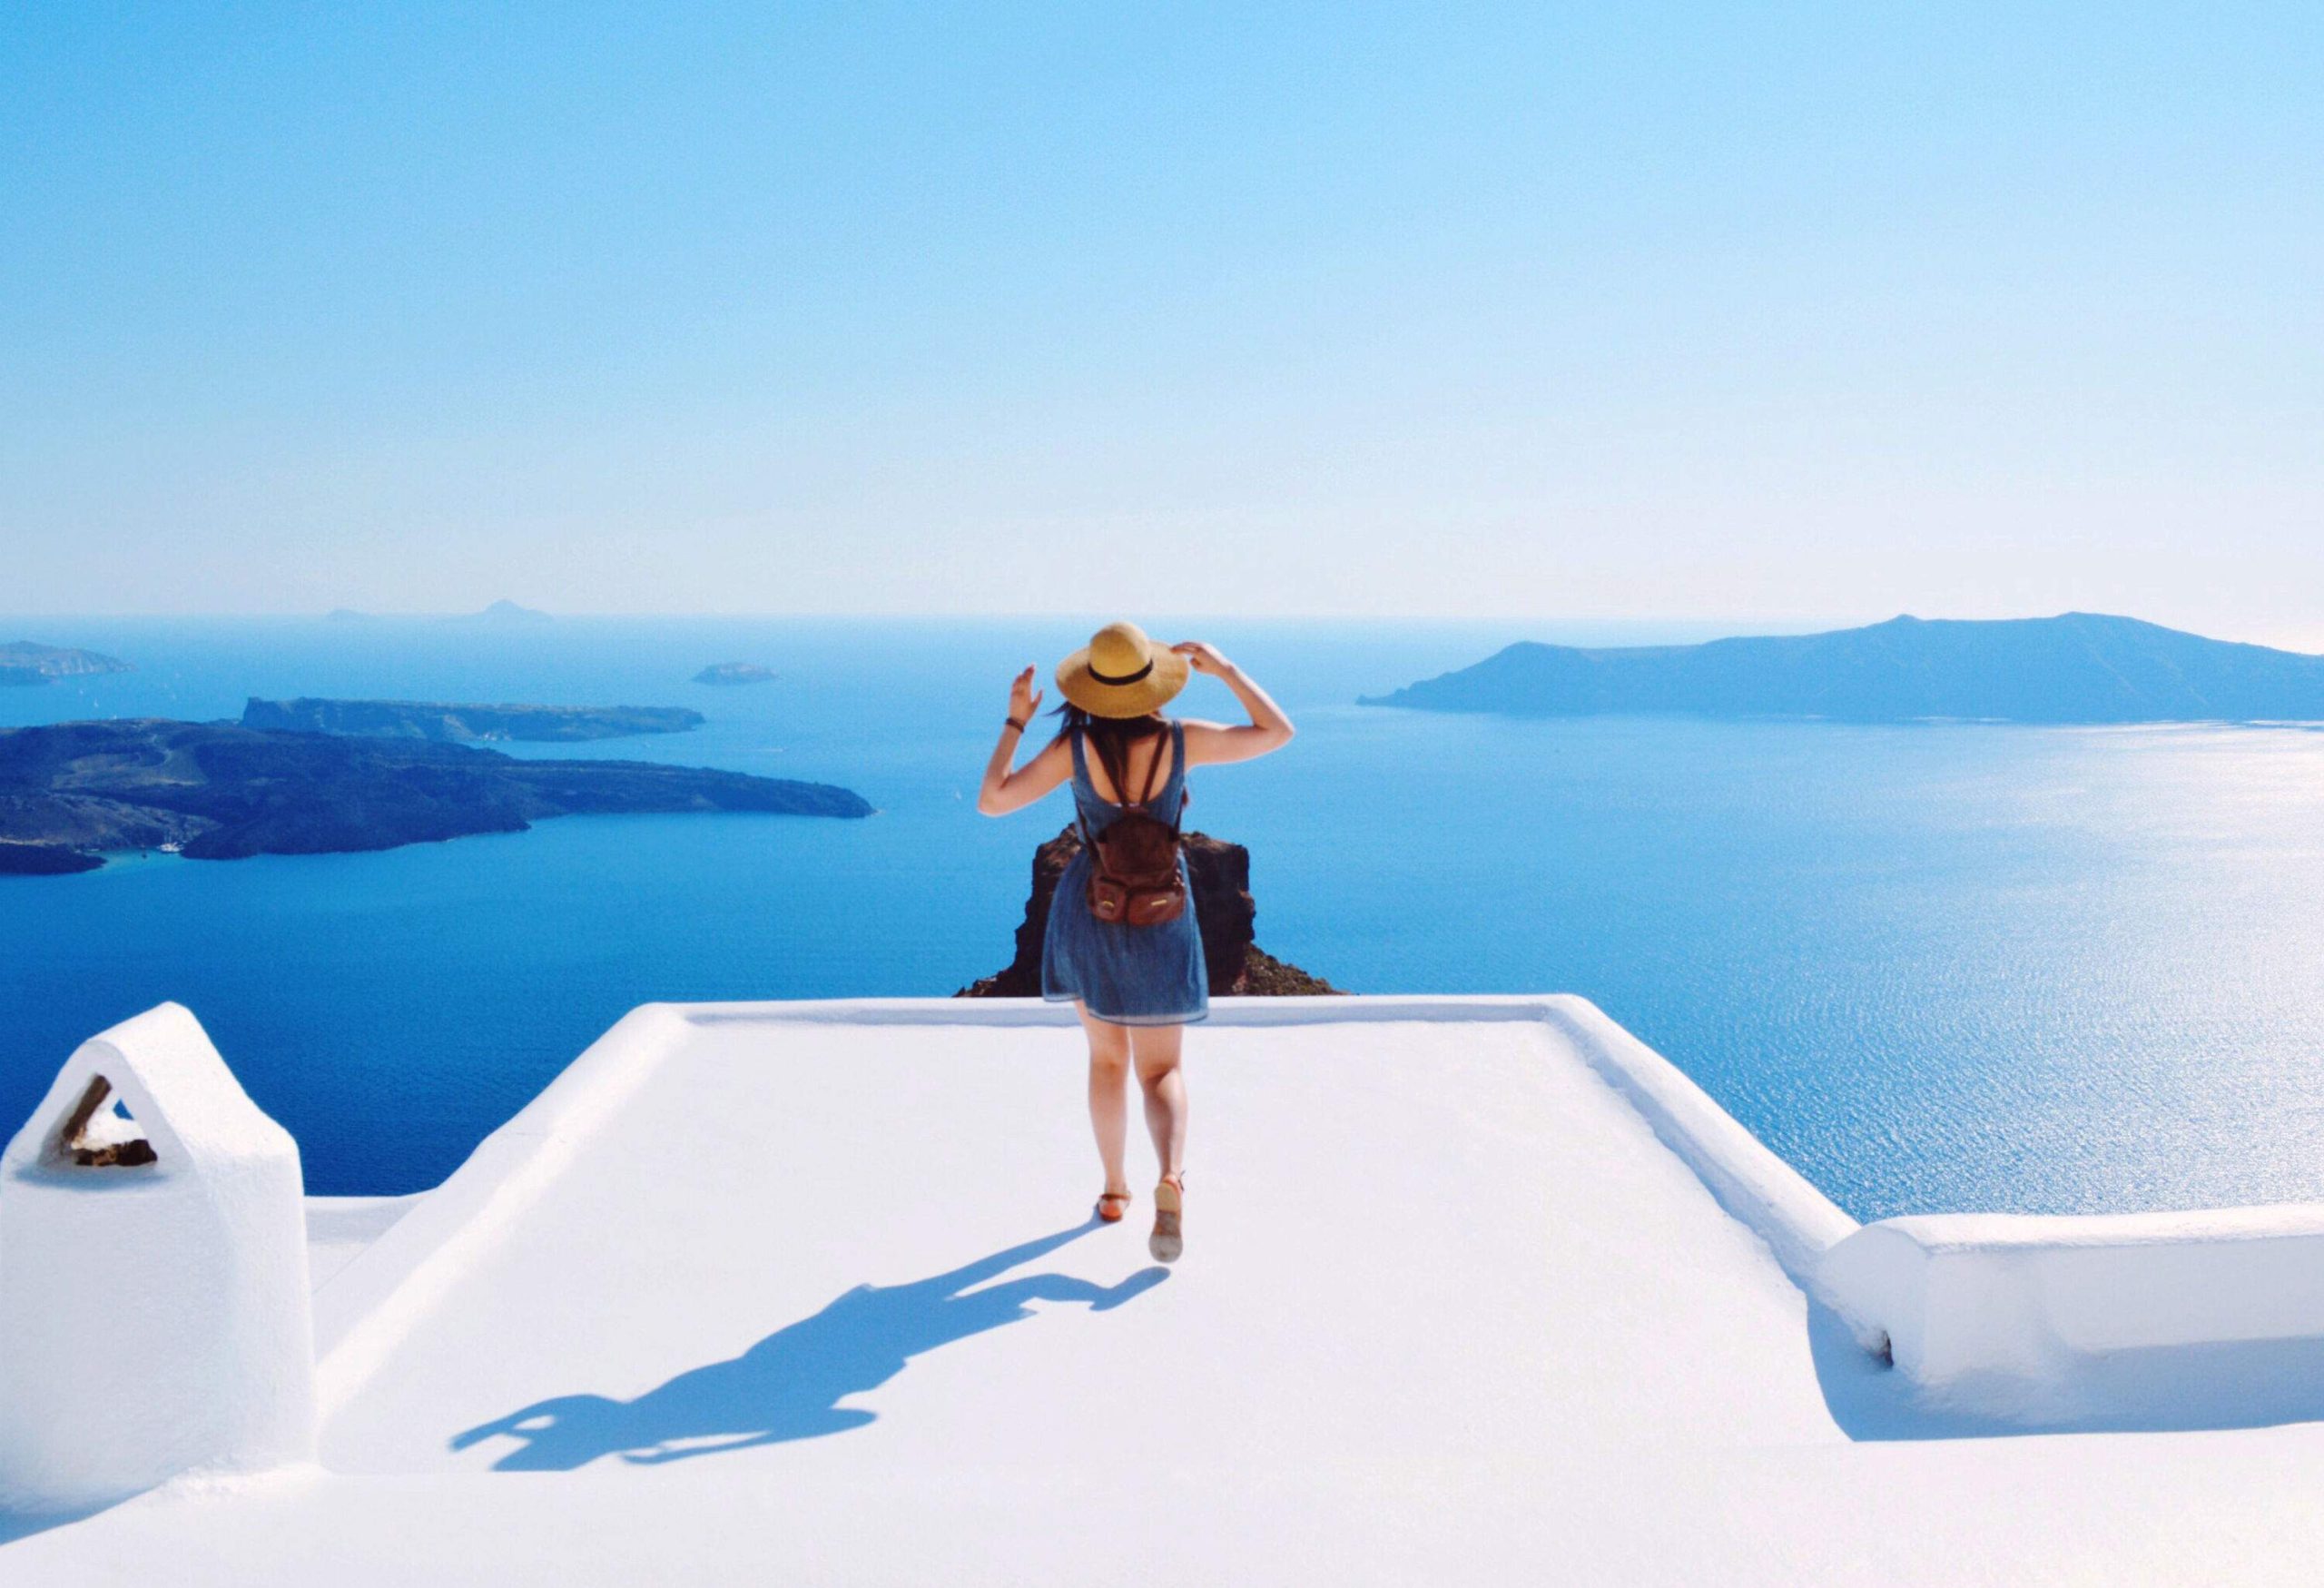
[0,1003,316,1509]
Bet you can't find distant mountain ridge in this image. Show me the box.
[1362,615,2324,724]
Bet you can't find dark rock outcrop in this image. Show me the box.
[0,719,871,873]
[0,839,104,874]
[958,827,1339,999]
[1364,613,2324,724]
[241,698,704,743]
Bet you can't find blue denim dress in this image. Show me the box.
[1041,720,1209,1026]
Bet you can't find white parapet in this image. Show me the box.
[0,1002,317,1510]
[1538,998,1859,1285]
[1821,1204,2324,1418]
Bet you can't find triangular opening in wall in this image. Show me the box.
[57,1073,158,1168]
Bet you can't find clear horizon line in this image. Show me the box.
[3,607,1861,626]
[13,608,2324,656]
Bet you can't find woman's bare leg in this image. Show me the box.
[1078,1004,1132,1198]
[1131,1022,1188,1182]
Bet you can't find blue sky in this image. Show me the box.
[3,3,2319,640]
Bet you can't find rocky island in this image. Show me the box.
[454,599,554,625]
[1,641,133,686]
[693,663,779,686]
[241,698,705,743]
[0,719,870,873]
[958,827,1339,999]
[1364,613,2324,724]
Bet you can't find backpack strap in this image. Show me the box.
[1092,725,1129,814]
[1135,722,1171,810]
[1076,720,1180,850]
[1164,721,1185,839]
[1087,721,1169,814]
[1068,725,1098,851]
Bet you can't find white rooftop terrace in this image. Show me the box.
[9,995,2324,1583]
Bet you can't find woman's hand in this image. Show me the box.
[1170,640,1231,677]
[979,666,1069,814]
[1007,666,1043,724]
[980,669,1068,814]
[1174,643,1294,768]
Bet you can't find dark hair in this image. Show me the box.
[1050,703,1168,800]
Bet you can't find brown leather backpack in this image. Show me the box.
[1079,725,1187,928]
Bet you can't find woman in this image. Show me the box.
[977,621,1295,1262]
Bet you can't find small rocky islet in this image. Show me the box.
[693,663,779,686]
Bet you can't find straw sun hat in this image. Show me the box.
[1055,620,1190,718]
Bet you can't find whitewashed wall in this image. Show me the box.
[0,1003,315,1509]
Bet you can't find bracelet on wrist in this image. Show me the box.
[1004,716,1028,732]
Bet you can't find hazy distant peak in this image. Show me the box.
[468,599,553,624]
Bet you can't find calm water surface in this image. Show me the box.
[4,616,2322,1216]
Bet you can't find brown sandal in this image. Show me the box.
[1096,1189,1133,1224]
[1149,1174,1185,1263]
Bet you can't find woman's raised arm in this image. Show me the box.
[976,666,1072,814]
[1172,642,1295,766]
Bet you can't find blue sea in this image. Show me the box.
[6,616,2324,1220]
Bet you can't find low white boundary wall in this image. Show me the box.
[24,989,2324,1514]
[307,994,1871,1417]
[1539,1000,1857,1283]
[1820,1206,2324,1412]
[310,1003,696,1417]
[296,994,2324,1428]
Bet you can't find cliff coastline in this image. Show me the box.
[0,719,870,873]
[0,642,133,686]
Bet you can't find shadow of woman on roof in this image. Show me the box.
[448,1220,1167,1471]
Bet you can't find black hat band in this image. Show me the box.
[1087,656,1155,686]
